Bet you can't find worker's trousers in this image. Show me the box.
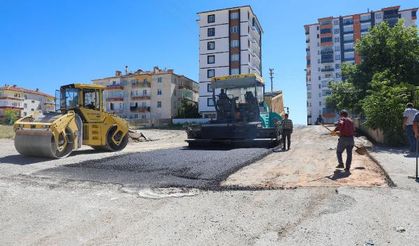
[337,136,354,169]
[406,125,416,152]
[282,130,292,150]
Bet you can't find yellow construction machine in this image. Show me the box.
[13,83,129,158]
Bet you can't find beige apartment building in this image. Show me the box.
[0,85,55,120]
[92,66,199,125]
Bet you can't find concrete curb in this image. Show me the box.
[366,149,396,187]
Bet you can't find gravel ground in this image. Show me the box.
[0,178,418,246]
[223,126,388,188]
[1,127,419,245]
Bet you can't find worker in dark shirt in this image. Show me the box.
[281,113,293,151]
[333,110,355,172]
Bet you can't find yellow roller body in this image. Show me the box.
[13,83,129,158]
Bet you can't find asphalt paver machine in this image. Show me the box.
[186,74,281,148]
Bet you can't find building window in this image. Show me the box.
[230,26,239,33]
[335,64,341,69]
[207,98,214,107]
[231,54,240,61]
[412,11,417,18]
[333,19,339,25]
[319,101,322,106]
[207,14,215,23]
[207,28,215,37]
[320,37,332,43]
[320,28,331,34]
[334,29,340,34]
[335,54,341,60]
[157,77,162,83]
[207,41,215,50]
[24,103,27,108]
[207,84,213,92]
[157,89,162,95]
[157,101,162,108]
[207,55,215,64]
[334,37,340,42]
[230,40,239,48]
[207,69,215,78]
[231,68,240,75]
[143,90,147,95]
[230,12,239,20]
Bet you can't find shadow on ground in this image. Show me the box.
[0,155,52,165]
[0,148,106,165]
[327,170,351,181]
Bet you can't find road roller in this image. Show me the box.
[13,83,129,158]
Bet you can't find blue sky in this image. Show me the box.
[0,0,417,124]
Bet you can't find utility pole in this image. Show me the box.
[269,68,274,93]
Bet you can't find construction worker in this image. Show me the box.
[333,110,355,172]
[403,103,417,153]
[281,113,293,151]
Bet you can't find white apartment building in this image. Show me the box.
[0,85,55,120]
[197,5,263,118]
[305,5,418,125]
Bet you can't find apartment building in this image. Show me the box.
[305,6,418,125]
[92,67,198,125]
[0,85,55,119]
[197,5,263,118]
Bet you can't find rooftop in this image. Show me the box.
[197,5,263,33]
[0,84,54,98]
[304,5,418,26]
[92,66,197,84]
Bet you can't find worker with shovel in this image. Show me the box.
[332,110,355,172]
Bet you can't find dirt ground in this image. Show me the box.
[223,126,388,188]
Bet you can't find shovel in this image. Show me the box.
[321,124,367,155]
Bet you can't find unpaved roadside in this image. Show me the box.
[223,126,388,188]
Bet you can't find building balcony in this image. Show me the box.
[131,95,151,100]
[106,84,124,90]
[106,97,124,102]
[321,68,335,72]
[132,82,151,88]
[344,48,355,52]
[343,30,354,34]
[360,18,371,23]
[130,106,150,113]
[342,20,354,25]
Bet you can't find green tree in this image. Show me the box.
[356,20,419,87]
[326,81,362,113]
[3,109,18,125]
[176,99,201,118]
[362,71,412,145]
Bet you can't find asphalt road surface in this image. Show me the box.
[36,147,271,189]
